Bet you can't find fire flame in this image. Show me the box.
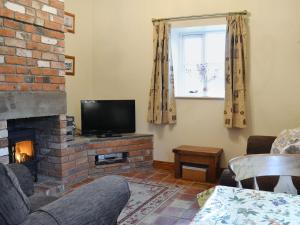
[15,141,34,163]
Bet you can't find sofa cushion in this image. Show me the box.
[0,163,30,225]
[271,128,300,154]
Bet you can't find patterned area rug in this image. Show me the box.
[118,180,181,225]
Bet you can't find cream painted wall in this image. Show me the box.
[64,0,94,127]
[67,0,300,166]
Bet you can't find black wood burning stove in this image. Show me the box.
[8,128,38,181]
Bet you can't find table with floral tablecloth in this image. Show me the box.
[192,185,300,225]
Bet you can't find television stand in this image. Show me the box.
[97,133,122,138]
[65,134,153,185]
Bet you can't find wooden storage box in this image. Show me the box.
[182,165,207,182]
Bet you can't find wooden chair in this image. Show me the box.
[229,154,300,194]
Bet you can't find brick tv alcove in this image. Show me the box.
[0,0,153,189]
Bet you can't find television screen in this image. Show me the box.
[81,100,135,135]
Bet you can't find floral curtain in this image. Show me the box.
[224,15,247,128]
[147,22,177,125]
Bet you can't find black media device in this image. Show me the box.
[81,100,135,137]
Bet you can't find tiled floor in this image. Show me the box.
[120,169,214,225]
[70,168,215,225]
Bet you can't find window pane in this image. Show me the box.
[204,31,226,98]
[183,35,203,65]
[205,32,226,63]
[183,35,204,96]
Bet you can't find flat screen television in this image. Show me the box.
[81,100,135,136]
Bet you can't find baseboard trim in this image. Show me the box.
[153,160,175,171]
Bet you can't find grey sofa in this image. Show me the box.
[0,163,130,225]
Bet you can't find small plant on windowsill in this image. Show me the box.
[188,63,218,95]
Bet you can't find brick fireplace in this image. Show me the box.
[0,0,68,182]
[0,0,154,189]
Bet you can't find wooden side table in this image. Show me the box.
[173,145,223,183]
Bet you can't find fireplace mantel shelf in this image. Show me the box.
[0,92,66,121]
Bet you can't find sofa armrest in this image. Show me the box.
[21,176,130,225]
[246,135,277,155]
[7,163,34,197]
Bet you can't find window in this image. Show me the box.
[171,25,226,98]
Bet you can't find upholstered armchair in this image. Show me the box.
[0,163,130,225]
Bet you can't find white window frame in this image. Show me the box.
[171,25,226,100]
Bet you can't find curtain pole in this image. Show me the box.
[152,10,248,23]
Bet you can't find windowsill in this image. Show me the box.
[175,96,224,100]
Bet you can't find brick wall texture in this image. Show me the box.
[0,0,65,92]
[49,136,153,187]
